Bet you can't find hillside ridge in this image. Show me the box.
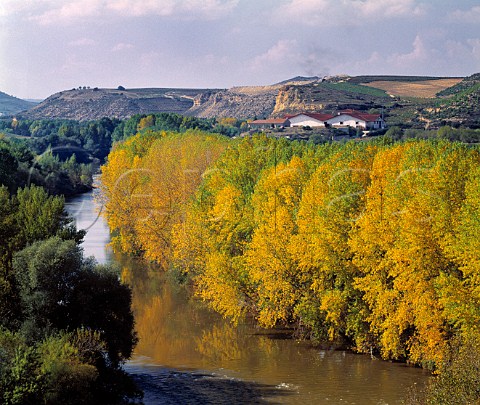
[8,74,480,128]
[0,91,36,117]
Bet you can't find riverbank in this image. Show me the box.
[66,189,430,404]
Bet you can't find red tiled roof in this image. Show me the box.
[288,112,334,121]
[339,109,381,122]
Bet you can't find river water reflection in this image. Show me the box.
[66,190,429,404]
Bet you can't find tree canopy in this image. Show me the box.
[101,131,480,371]
[0,185,139,404]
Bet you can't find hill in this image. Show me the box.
[421,73,480,128]
[0,91,36,116]
[20,87,219,121]
[14,74,480,128]
[187,86,279,119]
[271,74,480,129]
[274,76,320,85]
[362,78,463,98]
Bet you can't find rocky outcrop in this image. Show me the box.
[186,86,279,119]
[272,86,324,116]
[185,78,325,119]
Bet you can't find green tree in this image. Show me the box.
[384,126,403,141]
[14,185,75,247]
[0,145,18,191]
[0,327,138,405]
[13,237,136,366]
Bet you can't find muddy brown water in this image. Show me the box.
[66,189,429,404]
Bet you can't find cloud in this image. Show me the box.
[466,38,480,61]
[451,6,480,23]
[69,38,97,47]
[0,0,37,18]
[29,0,103,25]
[388,35,430,66]
[443,38,480,68]
[338,34,480,77]
[249,40,338,79]
[274,0,425,26]
[250,40,298,71]
[26,0,239,25]
[273,0,333,26]
[298,45,340,77]
[112,42,134,52]
[106,0,240,19]
[351,0,426,18]
[59,54,98,73]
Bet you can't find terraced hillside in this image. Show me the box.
[421,73,480,128]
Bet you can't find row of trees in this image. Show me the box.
[102,132,480,372]
[1,118,118,161]
[0,113,244,165]
[101,130,229,260]
[113,113,244,141]
[0,185,139,403]
[384,125,480,143]
[2,115,477,185]
[0,136,93,196]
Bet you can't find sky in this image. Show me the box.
[1,0,480,99]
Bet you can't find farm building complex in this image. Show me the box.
[250,110,386,131]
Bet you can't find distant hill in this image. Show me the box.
[0,91,36,117]
[421,73,480,128]
[14,74,480,128]
[274,76,320,85]
[19,87,220,121]
[270,74,480,129]
[436,73,480,97]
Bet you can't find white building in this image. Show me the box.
[287,113,334,128]
[327,109,385,130]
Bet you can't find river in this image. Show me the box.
[65,189,429,404]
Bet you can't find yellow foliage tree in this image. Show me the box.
[175,135,310,321]
[137,115,155,132]
[101,131,227,264]
[103,132,480,371]
[245,156,310,327]
[292,144,377,345]
[351,141,479,366]
[440,162,480,342]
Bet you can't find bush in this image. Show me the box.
[0,328,140,405]
[405,337,480,404]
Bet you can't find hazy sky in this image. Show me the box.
[1,0,480,99]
